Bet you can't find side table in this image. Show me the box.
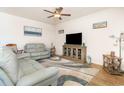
[103,54,122,75]
[50,47,56,57]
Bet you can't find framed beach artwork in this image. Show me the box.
[93,21,107,29]
[58,30,64,34]
[24,26,42,37]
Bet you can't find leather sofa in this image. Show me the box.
[0,47,59,86]
[24,43,50,60]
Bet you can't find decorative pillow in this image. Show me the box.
[0,47,18,84]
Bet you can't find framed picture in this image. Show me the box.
[93,21,107,29]
[58,30,64,34]
[24,26,42,37]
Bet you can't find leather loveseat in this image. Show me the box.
[24,43,50,60]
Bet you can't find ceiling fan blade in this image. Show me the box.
[57,7,63,13]
[59,17,62,20]
[44,10,54,14]
[61,14,71,16]
[47,15,54,18]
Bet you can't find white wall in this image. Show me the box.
[1,8,124,67]
[55,8,124,66]
[0,12,55,49]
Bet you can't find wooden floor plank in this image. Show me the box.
[89,63,124,86]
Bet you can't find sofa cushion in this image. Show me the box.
[18,59,45,76]
[30,52,41,56]
[0,47,18,84]
[40,51,50,56]
[16,67,58,86]
[24,43,46,53]
[0,68,13,86]
[36,43,45,49]
[18,64,24,80]
[30,51,49,57]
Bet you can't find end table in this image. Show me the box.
[103,54,122,75]
[50,47,56,57]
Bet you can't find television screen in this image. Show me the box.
[66,33,82,45]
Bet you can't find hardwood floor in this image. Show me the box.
[89,64,124,86]
[41,57,124,85]
[60,56,124,85]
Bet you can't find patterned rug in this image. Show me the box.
[39,58,99,86]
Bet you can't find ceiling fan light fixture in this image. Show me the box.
[54,14,61,17]
[43,7,71,20]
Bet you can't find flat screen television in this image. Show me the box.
[66,33,82,45]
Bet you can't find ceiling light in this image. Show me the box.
[54,14,60,17]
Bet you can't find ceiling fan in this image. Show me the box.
[43,7,71,20]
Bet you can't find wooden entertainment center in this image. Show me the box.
[63,44,87,63]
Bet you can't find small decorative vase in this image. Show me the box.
[83,43,85,47]
[87,56,92,64]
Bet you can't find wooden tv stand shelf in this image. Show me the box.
[63,44,87,63]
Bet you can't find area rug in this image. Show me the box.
[39,58,90,70]
[39,58,99,86]
[57,67,95,86]
[39,58,99,76]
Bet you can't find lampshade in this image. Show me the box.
[109,35,115,38]
[54,14,61,17]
